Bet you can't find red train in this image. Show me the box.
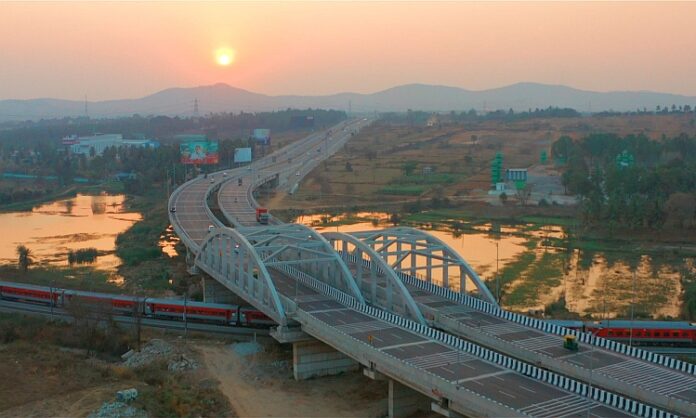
[546,319,696,347]
[0,281,274,328]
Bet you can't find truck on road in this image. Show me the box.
[256,208,269,224]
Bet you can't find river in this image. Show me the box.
[295,212,692,320]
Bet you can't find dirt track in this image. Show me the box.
[197,342,388,418]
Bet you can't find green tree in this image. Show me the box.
[402,161,417,176]
[16,245,32,272]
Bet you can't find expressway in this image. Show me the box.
[330,250,696,415]
[169,118,682,417]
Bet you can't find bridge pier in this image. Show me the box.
[201,277,247,305]
[292,339,358,380]
[388,379,430,418]
[185,247,198,274]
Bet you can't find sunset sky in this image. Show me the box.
[1,1,695,101]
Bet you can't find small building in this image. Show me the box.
[422,166,434,176]
[65,134,158,157]
[114,172,137,181]
[426,115,439,127]
[506,168,528,182]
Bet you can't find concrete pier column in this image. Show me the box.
[389,379,430,418]
[202,277,245,305]
[292,339,358,380]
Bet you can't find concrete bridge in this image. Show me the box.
[169,118,694,417]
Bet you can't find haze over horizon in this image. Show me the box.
[2,2,696,101]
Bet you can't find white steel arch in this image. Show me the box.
[352,226,498,306]
[239,224,366,305]
[195,227,287,325]
[323,231,427,325]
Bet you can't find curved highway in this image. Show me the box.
[169,118,686,417]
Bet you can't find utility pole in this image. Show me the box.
[496,241,500,303]
[183,290,188,341]
[629,269,636,347]
[50,279,55,319]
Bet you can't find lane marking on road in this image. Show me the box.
[499,390,516,399]
[520,386,537,394]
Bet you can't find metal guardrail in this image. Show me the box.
[344,253,696,376]
[275,263,674,418]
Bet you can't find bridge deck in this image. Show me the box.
[266,269,632,418]
[341,257,696,411]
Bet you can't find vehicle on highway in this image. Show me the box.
[295,171,300,176]
[256,208,269,224]
[170,206,176,213]
[208,225,215,233]
[238,178,243,186]
[0,281,274,327]
[210,177,215,183]
[223,172,227,177]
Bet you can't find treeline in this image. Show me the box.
[380,107,581,125]
[0,109,346,197]
[554,133,696,229]
[0,109,346,147]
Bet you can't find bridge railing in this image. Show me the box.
[351,254,696,376]
[274,263,673,418]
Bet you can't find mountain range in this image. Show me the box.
[2,82,695,122]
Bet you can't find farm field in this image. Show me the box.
[263,114,696,211]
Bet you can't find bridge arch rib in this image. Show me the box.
[351,226,498,306]
[195,227,287,325]
[323,232,427,325]
[239,223,366,305]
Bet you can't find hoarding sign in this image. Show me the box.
[234,147,252,163]
[180,141,219,165]
[252,128,271,145]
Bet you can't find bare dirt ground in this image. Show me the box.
[197,341,389,418]
[0,342,137,418]
[0,383,126,418]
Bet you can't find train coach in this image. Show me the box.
[0,280,272,328]
[546,319,696,347]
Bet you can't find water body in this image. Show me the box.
[295,212,690,319]
[0,194,141,272]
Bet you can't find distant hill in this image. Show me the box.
[2,82,695,121]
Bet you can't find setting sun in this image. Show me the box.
[215,48,234,66]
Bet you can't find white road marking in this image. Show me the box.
[499,390,516,399]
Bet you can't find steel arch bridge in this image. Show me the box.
[346,226,498,305]
[195,223,366,326]
[323,231,427,325]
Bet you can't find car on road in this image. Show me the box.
[296,171,300,176]
[170,206,176,213]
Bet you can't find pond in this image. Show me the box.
[294,212,691,319]
[0,194,142,274]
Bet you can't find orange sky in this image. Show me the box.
[1,1,695,100]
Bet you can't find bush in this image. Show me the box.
[68,247,99,264]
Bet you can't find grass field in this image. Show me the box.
[265,113,696,211]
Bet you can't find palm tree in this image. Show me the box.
[16,245,32,273]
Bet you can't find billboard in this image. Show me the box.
[234,147,252,163]
[252,128,271,145]
[290,115,314,128]
[180,141,219,165]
